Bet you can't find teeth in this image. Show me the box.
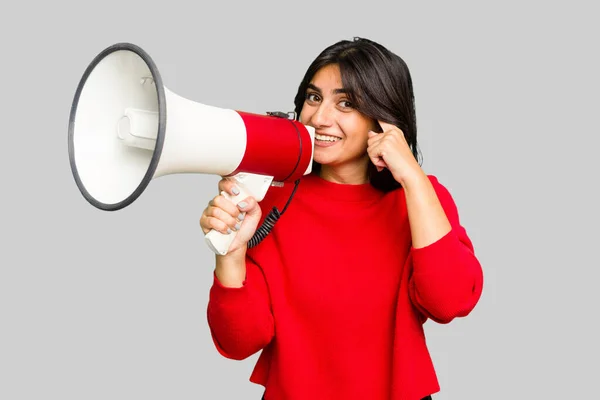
[315,134,341,142]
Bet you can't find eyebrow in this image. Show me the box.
[307,83,348,95]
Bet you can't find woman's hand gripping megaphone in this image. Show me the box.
[201,173,272,255]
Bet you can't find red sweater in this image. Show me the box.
[207,173,483,400]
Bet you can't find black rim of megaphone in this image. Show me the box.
[68,42,166,211]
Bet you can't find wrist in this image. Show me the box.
[218,244,247,261]
[215,246,247,288]
[397,168,428,190]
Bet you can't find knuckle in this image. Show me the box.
[214,195,229,209]
[209,217,228,233]
[216,194,233,209]
[218,208,229,221]
[214,207,232,222]
[221,178,234,190]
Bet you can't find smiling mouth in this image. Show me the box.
[315,133,341,142]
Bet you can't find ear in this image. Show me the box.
[373,120,383,133]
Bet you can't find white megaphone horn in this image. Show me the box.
[68,42,315,256]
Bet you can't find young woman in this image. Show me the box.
[200,37,483,400]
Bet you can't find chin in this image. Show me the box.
[312,152,334,166]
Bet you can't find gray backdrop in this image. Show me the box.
[2,1,598,399]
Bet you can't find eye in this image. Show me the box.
[338,100,354,109]
[305,92,321,103]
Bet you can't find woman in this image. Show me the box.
[200,37,483,400]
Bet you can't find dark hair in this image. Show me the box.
[294,37,422,192]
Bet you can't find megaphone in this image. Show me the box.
[68,42,315,255]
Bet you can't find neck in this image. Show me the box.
[319,161,369,185]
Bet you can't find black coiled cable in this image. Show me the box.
[247,207,281,248]
[247,178,300,248]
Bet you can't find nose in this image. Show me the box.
[310,102,334,128]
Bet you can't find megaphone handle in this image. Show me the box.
[204,173,274,256]
[204,189,244,256]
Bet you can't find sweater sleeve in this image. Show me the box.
[408,176,484,324]
[206,257,275,360]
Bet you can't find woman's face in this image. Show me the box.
[299,64,375,173]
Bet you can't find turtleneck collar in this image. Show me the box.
[298,173,384,202]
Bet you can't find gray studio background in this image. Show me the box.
[1,1,598,399]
